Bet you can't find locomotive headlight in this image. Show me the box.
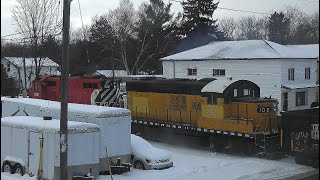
[272,103,278,112]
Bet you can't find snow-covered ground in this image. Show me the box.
[2,141,318,180]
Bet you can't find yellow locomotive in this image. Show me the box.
[126,78,279,154]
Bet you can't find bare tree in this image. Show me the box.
[236,16,268,40]
[310,12,319,43]
[108,0,137,74]
[284,6,319,44]
[70,26,90,44]
[218,17,237,40]
[12,0,62,77]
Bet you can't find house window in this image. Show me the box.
[6,62,10,72]
[296,91,306,106]
[305,68,311,80]
[34,82,39,92]
[213,69,225,76]
[83,83,98,89]
[187,68,197,76]
[288,68,294,81]
[47,81,56,87]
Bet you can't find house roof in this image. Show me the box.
[160,40,319,61]
[281,82,318,90]
[95,70,128,77]
[3,57,59,67]
[287,44,319,58]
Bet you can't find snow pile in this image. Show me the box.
[1,173,37,180]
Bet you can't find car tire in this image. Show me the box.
[2,161,13,174]
[13,163,25,176]
[134,161,145,170]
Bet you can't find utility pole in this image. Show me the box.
[61,0,71,179]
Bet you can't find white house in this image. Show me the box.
[160,40,319,112]
[1,57,60,91]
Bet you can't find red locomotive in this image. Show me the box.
[28,75,122,107]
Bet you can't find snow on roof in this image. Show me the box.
[1,116,100,133]
[201,79,234,93]
[281,82,319,90]
[95,70,128,77]
[95,70,163,78]
[160,40,319,60]
[1,97,131,117]
[287,44,319,58]
[3,57,59,67]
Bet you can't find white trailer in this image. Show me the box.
[1,97,132,173]
[1,116,100,180]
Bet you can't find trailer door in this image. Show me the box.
[28,132,42,177]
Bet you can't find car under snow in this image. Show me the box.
[131,134,173,170]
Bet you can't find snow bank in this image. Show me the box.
[2,135,317,180]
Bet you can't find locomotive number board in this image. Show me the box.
[257,107,271,113]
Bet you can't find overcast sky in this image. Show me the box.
[1,0,319,40]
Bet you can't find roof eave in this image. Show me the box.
[160,57,318,61]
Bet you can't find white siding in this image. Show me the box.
[280,59,318,111]
[163,59,282,107]
[281,59,317,86]
[162,58,318,112]
[162,61,175,78]
[285,87,318,111]
[1,58,60,90]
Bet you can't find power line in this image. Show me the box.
[77,0,90,63]
[1,32,21,38]
[168,0,270,15]
[77,0,87,39]
[217,7,269,15]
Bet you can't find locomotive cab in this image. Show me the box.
[29,75,56,100]
[200,79,278,135]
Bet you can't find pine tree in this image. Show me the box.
[175,0,225,52]
[134,0,180,74]
[267,12,291,44]
[1,64,19,96]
